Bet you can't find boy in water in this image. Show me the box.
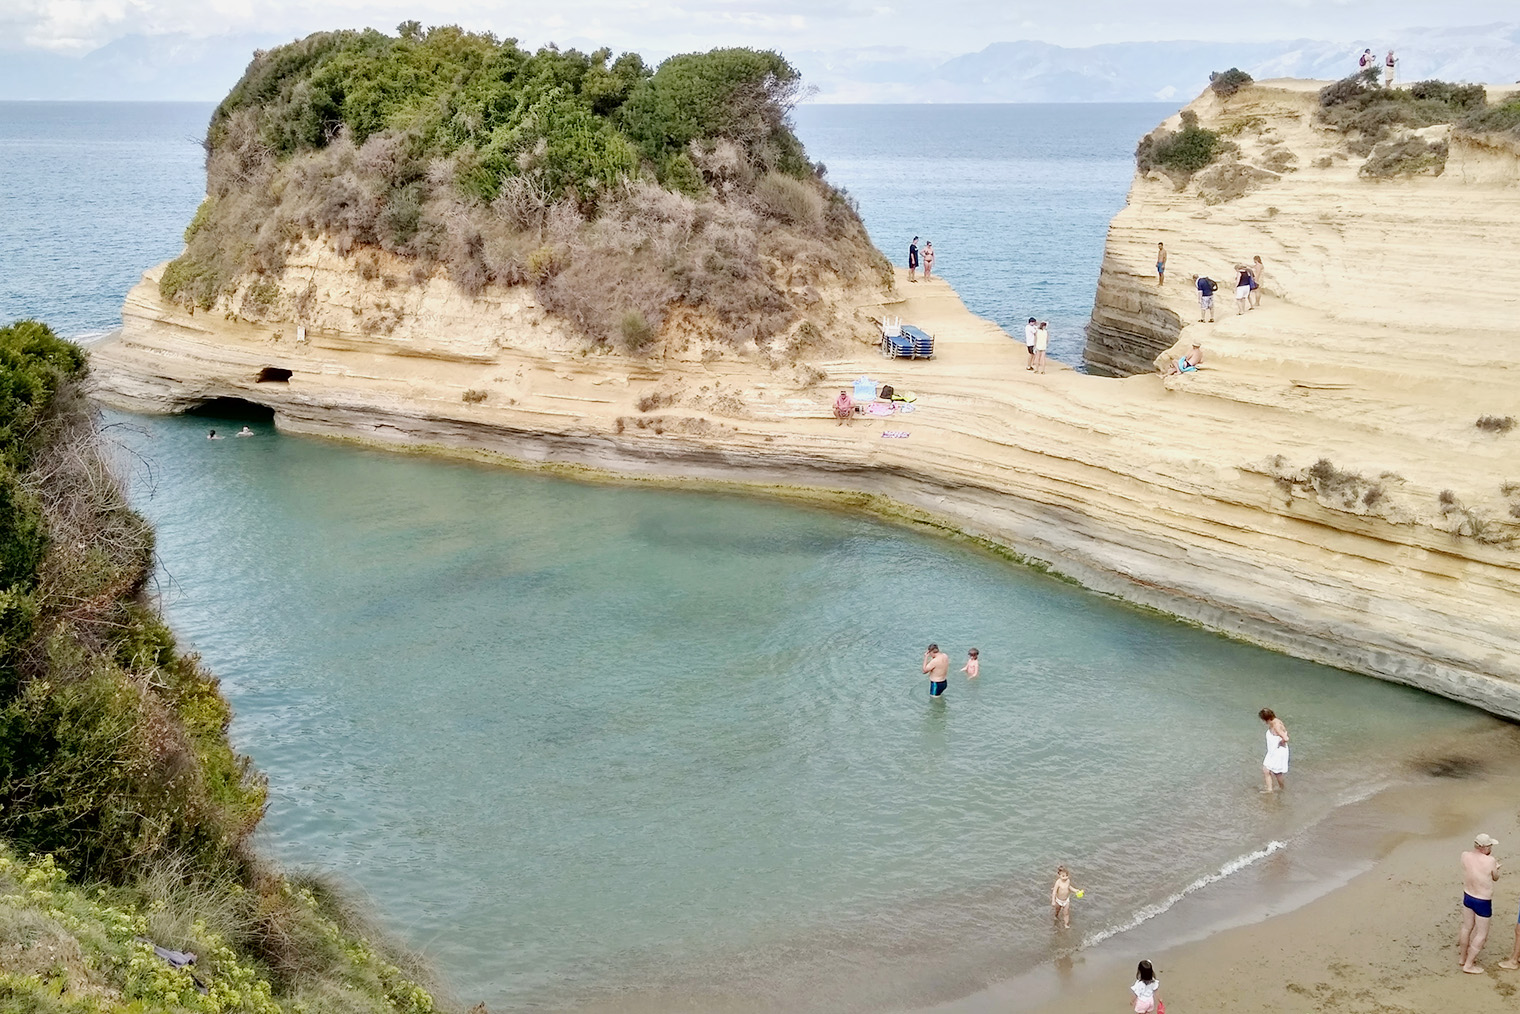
[962,648,980,678]
[1050,865,1082,928]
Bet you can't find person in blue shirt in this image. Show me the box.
[1194,274,1216,322]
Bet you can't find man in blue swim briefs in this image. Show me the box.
[1460,833,1502,973]
[922,643,949,697]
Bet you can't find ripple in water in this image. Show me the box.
[114,414,1485,1011]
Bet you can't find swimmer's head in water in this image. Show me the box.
[926,644,939,654]
[1259,707,1276,722]
[967,648,979,658]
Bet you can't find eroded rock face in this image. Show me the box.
[93,80,1520,718]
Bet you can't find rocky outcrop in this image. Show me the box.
[92,79,1520,719]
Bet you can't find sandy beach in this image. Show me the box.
[916,720,1520,1014]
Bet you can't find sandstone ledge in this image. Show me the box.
[93,222,1520,718]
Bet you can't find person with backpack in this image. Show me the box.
[1194,274,1216,322]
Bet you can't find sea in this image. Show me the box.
[0,100,1495,1012]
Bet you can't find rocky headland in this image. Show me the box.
[92,70,1520,718]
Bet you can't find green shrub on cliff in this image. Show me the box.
[1135,110,1221,177]
[0,320,437,1012]
[1208,68,1253,98]
[1318,73,1512,152]
[160,25,885,349]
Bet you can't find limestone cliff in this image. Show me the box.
[92,79,1520,720]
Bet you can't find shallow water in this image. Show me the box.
[112,412,1486,1010]
[6,100,1494,1011]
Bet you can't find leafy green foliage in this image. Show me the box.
[1463,97,1520,138]
[159,26,886,354]
[620,48,807,174]
[1318,73,1514,149]
[0,322,437,1011]
[1209,68,1253,97]
[1135,110,1221,176]
[1360,137,1448,178]
[0,848,435,1013]
[0,322,86,470]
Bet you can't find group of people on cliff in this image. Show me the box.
[1359,47,1398,87]
[1155,244,1267,320]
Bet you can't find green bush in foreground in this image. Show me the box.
[0,320,438,1012]
[0,848,434,1014]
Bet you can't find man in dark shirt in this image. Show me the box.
[1194,274,1216,322]
[908,236,920,282]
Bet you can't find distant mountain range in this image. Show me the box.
[2,24,1517,104]
[792,23,1520,102]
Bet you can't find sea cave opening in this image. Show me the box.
[186,397,276,422]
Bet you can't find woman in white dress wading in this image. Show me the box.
[1260,707,1290,792]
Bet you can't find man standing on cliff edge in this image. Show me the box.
[1460,833,1502,973]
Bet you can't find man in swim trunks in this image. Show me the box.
[922,643,949,697]
[1156,242,1166,286]
[1460,833,1502,973]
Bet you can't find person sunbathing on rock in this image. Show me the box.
[1162,343,1204,375]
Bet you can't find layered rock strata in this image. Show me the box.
[93,80,1520,718]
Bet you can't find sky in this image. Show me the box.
[6,0,1517,58]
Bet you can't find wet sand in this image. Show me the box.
[929,721,1520,1014]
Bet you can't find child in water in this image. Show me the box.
[1050,865,1082,928]
[962,648,980,678]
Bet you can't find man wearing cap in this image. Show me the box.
[1460,833,1502,973]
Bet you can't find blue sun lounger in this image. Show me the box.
[880,324,935,359]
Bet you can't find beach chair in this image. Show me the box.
[881,323,934,359]
[903,325,935,358]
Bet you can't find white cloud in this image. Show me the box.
[8,0,1520,64]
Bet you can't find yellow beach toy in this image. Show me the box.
[1074,890,1084,898]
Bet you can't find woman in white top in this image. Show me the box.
[1260,707,1290,792]
[1034,321,1050,374]
[1130,959,1163,1013]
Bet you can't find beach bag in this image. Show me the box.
[877,384,894,401]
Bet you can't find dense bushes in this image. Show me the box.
[0,320,436,1011]
[1360,136,1448,178]
[1209,68,1253,97]
[1318,71,1517,152]
[1136,110,1222,176]
[160,25,884,350]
